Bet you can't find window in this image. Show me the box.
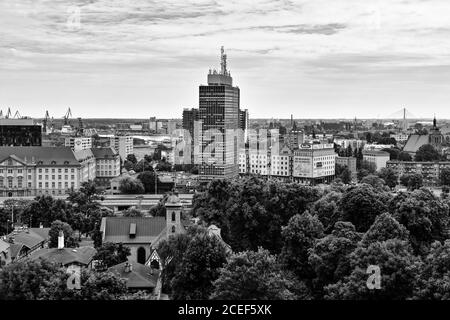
[65,175,68,180]
[65,169,68,173]
[52,168,55,173]
[71,169,74,173]
[28,182,32,188]
[39,168,42,173]
[71,175,75,180]
[45,175,48,180]
[45,169,48,173]
[39,182,42,188]
[7,169,12,174]
[8,178,13,188]
[58,175,61,180]
[18,169,22,174]
[28,175,31,180]
[0,179,3,187]
[17,177,22,188]
[171,212,176,222]
[172,225,176,233]
[52,182,55,188]
[45,182,49,188]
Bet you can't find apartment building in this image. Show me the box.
[64,136,92,152]
[110,135,133,160]
[92,147,121,186]
[387,160,450,185]
[362,150,390,170]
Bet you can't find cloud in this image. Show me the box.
[1,0,450,118]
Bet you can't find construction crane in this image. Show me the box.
[13,110,21,119]
[63,107,72,126]
[5,107,12,119]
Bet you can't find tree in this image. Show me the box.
[0,259,68,300]
[325,239,420,300]
[398,151,412,161]
[122,207,144,217]
[171,232,228,300]
[94,242,131,270]
[48,220,78,248]
[400,173,423,191]
[21,195,69,228]
[360,175,386,190]
[389,189,450,255]
[119,176,145,194]
[439,167,450,186]
[415,144,441,162]
[382,148,400,160]
[308,222,360,297]
[339,184,389,232]
[280,212,324,281]
[360,212,409,247]
[193,176,321,253]
[311,191,342,232]
[126,154,137,164]
[377,167,398,189]
[137,171,157,193]
[413,240,450,299]
[210,248,297,300]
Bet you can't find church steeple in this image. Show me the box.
[433,115,437,128]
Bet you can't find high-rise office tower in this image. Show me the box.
[198,47,241,181]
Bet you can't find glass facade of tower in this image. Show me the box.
[198,78,241,180]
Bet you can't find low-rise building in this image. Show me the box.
[29,231,96,270]
[363,150,390,170]
[5,227,50,263]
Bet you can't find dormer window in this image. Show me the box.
[129,223,136,238]
[51,161,56,165]
[64,161,69,165]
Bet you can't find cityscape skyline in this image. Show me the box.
[2,1,450,119]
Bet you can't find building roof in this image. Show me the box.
[91,147,118,159]
[0,147,79,166]
[108,261,160,290]
[9,243,24,259]
[7,228,50,250]
[403,134,430,153]
[0,239,9,253]
[362,150,390,156]
[101,217,166,244]
[73,148,94,162]
[29,246,97,266]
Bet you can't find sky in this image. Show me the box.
[1,0,450,119]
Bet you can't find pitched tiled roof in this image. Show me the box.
[29,246,97,266]
[8,228,50,250]
[9,243,24,259]
[91,147,118,159]
[403,135,430,153]
[102,217,166,244]
[0,239,9,253]
[0,147,79,166]
[73,149,94,162]
[108,261,160,290]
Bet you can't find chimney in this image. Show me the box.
[58,230,64,249]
